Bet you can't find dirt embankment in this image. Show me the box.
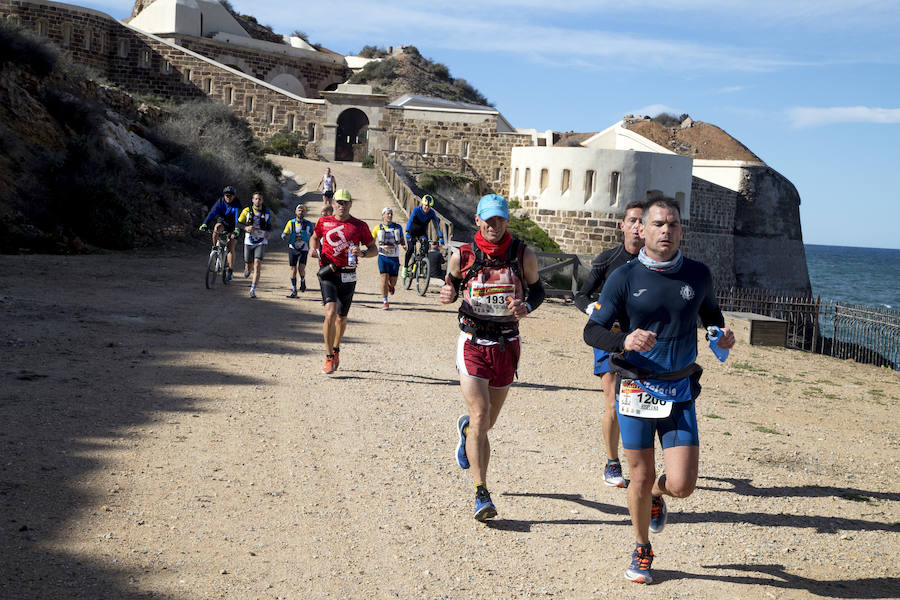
[1,158,897,599]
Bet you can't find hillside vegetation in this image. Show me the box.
[0,21,281,253]
[349,46,490,105]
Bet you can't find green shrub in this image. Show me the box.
[262,130,305,157]
[507,215,561,252]
[361,154,375,168]
[0,19,58,76]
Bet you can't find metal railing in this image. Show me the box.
[374,150,454,243]
[378,149,480,179]
[716,287,900,370]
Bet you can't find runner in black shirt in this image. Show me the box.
[573,200,644,488]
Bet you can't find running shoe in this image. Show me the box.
[382,301,390,310]
[474,487,497,521]
[332,347,340,371]
[624,544,654,584]
[299,280,306,292]
[322,355,335,374]
[603,461,626,488]
[249,289,257,299]
[649,495,667,533]
[287,290,298,298]
[456,415,470,469]
[388,284,395,295]
[243,269,250,278]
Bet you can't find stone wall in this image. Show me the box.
[377,109,534,198]
[173,36,347,97]
[734,166,811,294]
[684,176,738,288]
[518,195,624,256]
[0,0,328,142]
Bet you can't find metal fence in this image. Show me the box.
[716,287,900,370]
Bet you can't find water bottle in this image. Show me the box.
[707,326,729,362]
[347,244,357,267]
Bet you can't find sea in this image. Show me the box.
[804,244,900,310]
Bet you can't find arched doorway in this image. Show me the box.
[335,108,369,161]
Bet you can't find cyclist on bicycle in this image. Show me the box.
[199,185,241,280]
[402,195,444,279]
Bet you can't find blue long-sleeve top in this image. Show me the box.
[202,197,243,229]
[583,258,724,375]
[405,206,443,240]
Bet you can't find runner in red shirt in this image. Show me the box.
[310,189,377,374]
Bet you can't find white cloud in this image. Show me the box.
[715,85,746,94]
[787,106,900,128]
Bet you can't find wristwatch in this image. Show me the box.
[360,248,368,257]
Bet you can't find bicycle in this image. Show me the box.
[205,232,232,289]
[402,236,431,296]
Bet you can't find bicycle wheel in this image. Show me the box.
[415,255,430,296]
[205,251,218,289]
[403,260,415,290]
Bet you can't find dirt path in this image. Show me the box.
[1,158,898,599]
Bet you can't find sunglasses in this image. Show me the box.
[335,199,351,206]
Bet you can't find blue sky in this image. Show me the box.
[86,0,900,249]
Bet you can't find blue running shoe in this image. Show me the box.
[603,460,626,488]
[649,495,667,533]
[474,488,497,521]
[456,415,470,469]
[624,544,654,584]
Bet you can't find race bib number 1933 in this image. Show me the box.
[618,379,672,419]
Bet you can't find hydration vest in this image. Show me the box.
[458,238,528,328]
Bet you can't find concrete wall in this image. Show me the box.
[509,146,693,214]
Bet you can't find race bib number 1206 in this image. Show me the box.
[618,379,672,419]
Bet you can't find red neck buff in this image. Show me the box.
[474,230,511,258]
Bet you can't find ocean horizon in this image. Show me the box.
[804,244,899,309]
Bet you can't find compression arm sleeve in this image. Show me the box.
[583,320,627,353]
[524,278,545,313]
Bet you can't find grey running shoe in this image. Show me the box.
[603,461,626,488]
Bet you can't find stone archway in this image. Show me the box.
[335,108,369,161]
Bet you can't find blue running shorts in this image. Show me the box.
[378,254,400,276]
[616,398,700,450]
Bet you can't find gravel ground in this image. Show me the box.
[0,158,897,599]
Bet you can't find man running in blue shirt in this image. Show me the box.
[584,197,735,585]
[401,195,444,278]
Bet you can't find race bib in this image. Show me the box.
[618,379,672,419]
[293,241,308,251]
[250,228,265,243]
[341,271,358,283]
[469,282,515,316]
[380,244,399,257]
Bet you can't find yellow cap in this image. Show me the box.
[333,189,352,202]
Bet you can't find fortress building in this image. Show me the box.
[0,0,811,293]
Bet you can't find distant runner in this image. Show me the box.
[573,200,644,488]
[316,167,337,207]
[440,194,544,521]
[237,192,272,299]
[372,206,406,310]
[281,204,315,297]
[583,197,735,584]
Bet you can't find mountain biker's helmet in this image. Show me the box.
[421,195,434,207]
[223,185,236,196]
[333,189,352,202]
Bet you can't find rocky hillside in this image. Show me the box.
[0,21,280,253]
[624,115,762,162]
[348,46,490,105]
